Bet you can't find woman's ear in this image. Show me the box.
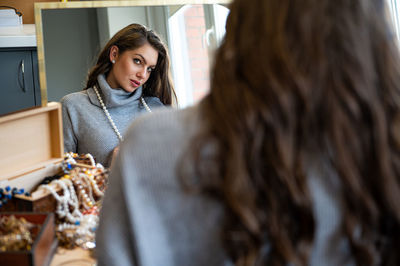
[109,45,119,64]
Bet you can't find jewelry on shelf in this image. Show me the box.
[40,179,82,224]
[0,186,27,208]
[87,172,104,197]
[63,152,105,171]
[85,153,96,167]
[71,170,94,210]
[56,214,98,250]
[9,152,110,250]
[93,84,152,142]
[0,215,37,251]
[29,153,109,249]
[65,152,77,164]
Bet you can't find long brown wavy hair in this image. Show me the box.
[181,0,400,265]
[84,23,176,105]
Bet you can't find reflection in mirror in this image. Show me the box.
[42,4,229,108]
[169,4,229,107]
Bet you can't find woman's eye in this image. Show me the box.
[147,67,155,73]
[133,58,141,64]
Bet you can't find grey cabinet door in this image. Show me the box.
[0,49,38,116]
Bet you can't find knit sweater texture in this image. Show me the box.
[61,74,164,167]
[96,105,354,266]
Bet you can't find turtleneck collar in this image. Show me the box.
[87,74,143,108]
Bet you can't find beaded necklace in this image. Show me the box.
[93,85,152,142]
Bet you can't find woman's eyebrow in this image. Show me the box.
[135,54,147,64]
[135,53,156,67]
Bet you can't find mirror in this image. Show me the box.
[34,0,230,108]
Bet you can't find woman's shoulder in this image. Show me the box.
[143,96,164,108]
[60,90,89,106]
[124,105,201,147]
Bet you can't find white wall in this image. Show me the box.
[42,8,100,102]
[96,6,169,47]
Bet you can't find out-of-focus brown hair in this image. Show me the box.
[84,23,176,105]
[181,0,400,265]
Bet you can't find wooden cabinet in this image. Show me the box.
[0,47,41,116]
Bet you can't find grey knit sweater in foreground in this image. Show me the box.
[61,74,164,167]
[96,105,355,266]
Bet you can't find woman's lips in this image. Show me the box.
[130,80,140,87]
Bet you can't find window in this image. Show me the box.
[168,4,229,108]
[386,0,400,42]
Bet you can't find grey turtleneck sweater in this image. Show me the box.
[96,105,354,266]
[61,74,164,167]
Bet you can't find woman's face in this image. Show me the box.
[106,42,159,93]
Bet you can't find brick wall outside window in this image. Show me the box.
[183,5,210,103]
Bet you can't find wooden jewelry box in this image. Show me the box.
[0,102,64,213]
[0,212,58,266]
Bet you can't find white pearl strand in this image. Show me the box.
[93,85,123,142]
[56,211,99,250]
[65,152,77,164]
[63,179,83,222]
[40,179,82,224]
[141,97,152,113]
[84,154,106,177]
[38,157,106,248]
[93,85,152,142]
[86,170,104,197]
[57,213,98,248]
[69,169,94,210]
[65,152,104,169]
[57,213,98,236]
[37,153,108,248]
[79,173,96,209]
[73,167,105,198]
[42,176,98,246]
[85,153,96,167]
[75,214,98,244]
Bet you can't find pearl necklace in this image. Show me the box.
[141,96,152,113]
[93,85,152,142]
[40,179,82,224]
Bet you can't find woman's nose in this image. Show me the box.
[137,67,147,79]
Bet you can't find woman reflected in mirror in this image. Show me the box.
[61,23,176,168]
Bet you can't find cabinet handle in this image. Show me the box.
[18,60,26,92]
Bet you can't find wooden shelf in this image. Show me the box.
[50,247,96,266]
